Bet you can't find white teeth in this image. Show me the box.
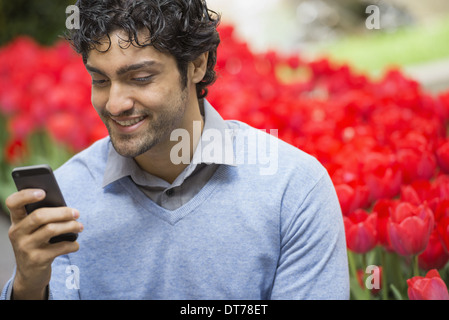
[113,116,146,127]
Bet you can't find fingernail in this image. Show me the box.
[72,209,80,219]
[79,223,84,232]
[34,190,45,199]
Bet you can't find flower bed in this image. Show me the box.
[1,25,449,299]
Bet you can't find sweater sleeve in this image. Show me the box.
[270,171,349,300]
[0,253,79,300]
[1,271,15,300]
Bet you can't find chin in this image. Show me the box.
[110,135,158,158]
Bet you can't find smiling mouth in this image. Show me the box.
[112,116,147,127]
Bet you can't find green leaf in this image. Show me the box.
[350,277,371,300]
[390,284,404,300]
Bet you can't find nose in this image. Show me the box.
[105,82,134,116]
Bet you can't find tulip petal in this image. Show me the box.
[399,217,429,254]
[347,224,377,253]
[421,278,449,300]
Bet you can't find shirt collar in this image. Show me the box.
[192,99,236,167]
[102,99,236,188]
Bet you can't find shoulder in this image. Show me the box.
[225,120,336,220]
[230,119,340,208]
[227,120,327,188]
[54,137,110,193]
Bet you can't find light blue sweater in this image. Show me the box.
[2,120,349,300]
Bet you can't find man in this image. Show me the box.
[2,0,349,300]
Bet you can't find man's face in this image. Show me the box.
[85,31,189,158]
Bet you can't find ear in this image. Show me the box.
[190,52,209,85]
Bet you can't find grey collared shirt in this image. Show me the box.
[102,100,236,211]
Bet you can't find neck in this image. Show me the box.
[134,98,204,184]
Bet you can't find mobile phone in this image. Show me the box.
[11,164,78,244]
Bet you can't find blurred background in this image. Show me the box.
[2,0,449,90]
[1,0,449,298]
[207,0,449,93]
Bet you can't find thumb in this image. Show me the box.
[6,189,46,224]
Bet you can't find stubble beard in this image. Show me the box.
[103,89,189,158]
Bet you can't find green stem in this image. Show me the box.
[362,254,368,271]
[347,250,358,280]
[362,253,371,300]
[413,255,420,277]
[381,250,388,300]
[391,253,405,292]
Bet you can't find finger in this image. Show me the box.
[33,220,83,246]
[6,189,46,225]
[18,240,80,269]
[20,207,80,236]
[42,240,80,260]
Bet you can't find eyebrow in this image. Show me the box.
[85,60,160,77]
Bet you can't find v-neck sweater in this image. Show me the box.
[2,120,349,300]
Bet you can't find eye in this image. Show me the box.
[132,76,153,83]
[92,79,109,87]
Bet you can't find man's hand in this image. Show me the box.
[6,189,83,300]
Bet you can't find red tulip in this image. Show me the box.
[401,181,434,204]
[364,164,402,201]
[47,112,89,152]
[400,181,440,213]
[419,229,449,271]
[436,139,449,174]
[343,209,377,253]
[436,203,449,254]
[7,113,36,140]
[397,148,437,184]
[438,91,449,122]
[372,199,398,251]
[335,183,370,216]
[433,174,449,202]
[407,269,449,300]
[391,131,430,153]
[362,151,402,201]
[4,138,27,164]
[388,202,434,256]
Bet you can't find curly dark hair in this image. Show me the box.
[65,0,221,99]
